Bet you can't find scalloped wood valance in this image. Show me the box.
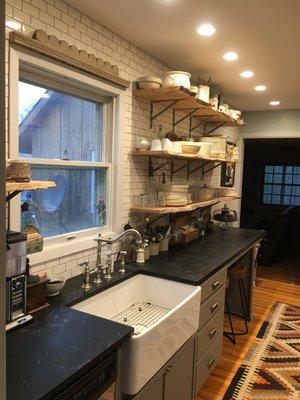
[9,30,130,89]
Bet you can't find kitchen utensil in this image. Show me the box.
[46,275,66,296]
[137,76,162,89]
[195,142,212,158]
[213,204,237,230]
[197,85,210,103]
[150,139,162,151]
[179,141,201,154]
[162,71,191,89]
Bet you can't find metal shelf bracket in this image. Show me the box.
[6,190,22,202]
[172,108,199,130]
[189,115,214,135]
[150,99,182,129]
[204,122,226,135]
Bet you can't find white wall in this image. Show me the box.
[241,109,300,138]
[5,0,241,278]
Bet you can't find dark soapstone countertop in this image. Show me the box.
[6,227,261,400]
[6,306,133,400]
[129,227,262,285]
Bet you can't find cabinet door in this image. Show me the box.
[134,372,164,400]
[164,337,195,400]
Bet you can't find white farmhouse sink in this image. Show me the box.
[72,274,201,395]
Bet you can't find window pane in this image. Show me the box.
[293,174,300,184]
[284,196,291,205]
[263,184,272,194]
[284,185,292,195]
[265,166,273,173]
[294,166,300,174]
[274,166,283,173]
[21,167,107,237]
[285,174,293,184]
[272,195,281,204]
[272,185,281,195]
[263,194,271,204]
[19,81,103,161]
[273,174,283,184]
[286,166,294,174]
[264,174,273,183]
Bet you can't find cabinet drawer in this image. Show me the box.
[200,268,227,303]
[194,333,223,396]
[196,306,224,362]
[199,285,225,330]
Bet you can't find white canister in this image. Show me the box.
[137,138,150,151]
[198,85,210,103]
[136,248,145,264]
[150,139,162,151]
[159,237,169,252]
[173,142,182,154]
[161,138,173,152]
[144,247,150,260]
[150,243,160,256]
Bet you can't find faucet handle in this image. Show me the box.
[79,260,89,269]
[119,251,127,274]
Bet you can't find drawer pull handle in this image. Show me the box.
[212,280,220,290]
[211,302,219,313]
[208,356,215,368]
[209,328,217,339]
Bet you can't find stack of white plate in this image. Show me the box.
[158,183,189,206]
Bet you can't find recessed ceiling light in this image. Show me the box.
[5,20,22,31]
[240,70,254,78]
[255,85,266,91]
[223,51,239,61]
[270,100,280,106]
[197,24,216,36]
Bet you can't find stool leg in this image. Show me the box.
[238,279,248,335]
[224,295,236,345]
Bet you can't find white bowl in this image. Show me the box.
[137,76,162,89]
[162,71,191,89]
[46,275,66,297]
[179,141,201,154]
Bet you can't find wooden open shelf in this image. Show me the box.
[132,149,238,164]
[130,196,241,215]
[6,180,56,202]
[6,180,56,192]
[133,86,245,127]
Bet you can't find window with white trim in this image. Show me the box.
[17,73,113,240]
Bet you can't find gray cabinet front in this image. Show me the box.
[164,337,194,400]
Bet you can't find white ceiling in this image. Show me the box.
[66,0,300,111]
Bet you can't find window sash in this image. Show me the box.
[262,164,300,206]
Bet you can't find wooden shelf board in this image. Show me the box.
[130,196,241,215]
[6,180,56,192]
[132,149,238,163]
[133,86,245,127]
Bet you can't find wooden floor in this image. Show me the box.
[196,255,300,400]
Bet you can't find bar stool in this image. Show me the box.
[224,264,248,345]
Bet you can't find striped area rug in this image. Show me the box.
[223,302,300,400]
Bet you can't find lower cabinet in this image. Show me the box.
[133,335,195,400]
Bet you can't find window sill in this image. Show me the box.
[29,231,117,266]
